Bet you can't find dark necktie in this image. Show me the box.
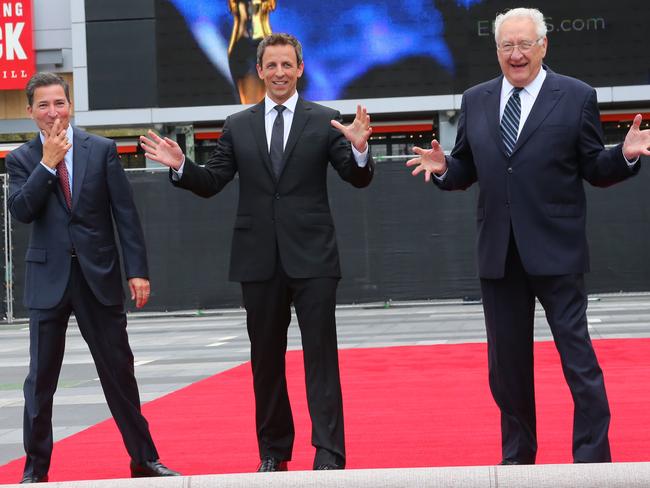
[269,105,286,178]
[500,87,523,156]
[56,160,72,209]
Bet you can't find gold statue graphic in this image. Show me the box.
[228,0,276,104]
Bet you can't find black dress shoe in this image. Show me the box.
[257,456,288,472]
[20,473,48,483]
[315,463,343,470]
[130,459,181,477]
[498,459,522,465]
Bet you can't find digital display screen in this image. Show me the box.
[156,0,650,107]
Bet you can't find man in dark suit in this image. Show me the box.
[407,8,650,464]
[6,72,179,483]
[140,33,373,471]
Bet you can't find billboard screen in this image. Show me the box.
[85,1,650,110]
[158,0,650,107]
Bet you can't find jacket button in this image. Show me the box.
[507,167,513,174]
[274,193,280,200]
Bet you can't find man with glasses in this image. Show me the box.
[407,8,650,464]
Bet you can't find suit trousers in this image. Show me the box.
[480,232,611,463]
[241,261,345,468]
[22,258,158,478]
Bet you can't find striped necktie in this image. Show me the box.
[500,87,523,156]
[56,160,72,209]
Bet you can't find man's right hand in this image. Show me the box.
[42,118,71,168]
[139,130,184,170]
[405,139,448,182]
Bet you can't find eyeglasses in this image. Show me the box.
[497,37,543,54]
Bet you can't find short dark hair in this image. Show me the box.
[25,72,70,106]
[256,33,303,67]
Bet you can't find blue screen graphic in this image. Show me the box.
[168,0,484,102]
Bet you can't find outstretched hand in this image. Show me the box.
[622,114,650,161]
[405,140,447,182]
[139,130,185,170]
[331,105,372,152]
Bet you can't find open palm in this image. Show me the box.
[405,140,448,182]
[331,105,372,152]
[139,130,185,170]
[622,114,650,160]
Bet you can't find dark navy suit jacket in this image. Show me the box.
[436,68,640,279]
[6,128,148,309]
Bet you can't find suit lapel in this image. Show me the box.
[249,101,276,181]
[481,77,507,157]
[280,97,310,178]
[511,69,564,156]
[27,135,43,169]
[71,128,90,211]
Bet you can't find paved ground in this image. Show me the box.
[1,293,649,465]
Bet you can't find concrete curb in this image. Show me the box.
[4,463,650,487]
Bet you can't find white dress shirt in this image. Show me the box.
[175,90,368,177]
[263,91,369,166]
[264,91,298,152]
[499,67,546,138]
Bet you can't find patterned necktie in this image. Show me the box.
[500,87,523,156]
[269,105,286,178]
[56,160,72,209]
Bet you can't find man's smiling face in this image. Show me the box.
[256,44,304,105]
[496,16,547,87]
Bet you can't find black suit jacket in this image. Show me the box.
[6,128,148,308]
[173,97,374,282]
[436,68,640,279]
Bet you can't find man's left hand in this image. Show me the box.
[331,105,372,153]
[622,114,650,160]
[129,277,150,309]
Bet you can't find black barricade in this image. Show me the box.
[0,188,6,319]
[7,156,650,318]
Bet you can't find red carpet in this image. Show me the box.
[1,338,649,483]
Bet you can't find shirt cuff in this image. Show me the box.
[351,144,369,168]
[40,161,56,175]
[433,169,448,181]
[624,154,640,166]
[171,155,186,181]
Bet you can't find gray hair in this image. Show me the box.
[26,72,70,106]
[256,33,303,67]
[494,8,547,44]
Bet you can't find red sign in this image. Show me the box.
[0,0,34,90]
